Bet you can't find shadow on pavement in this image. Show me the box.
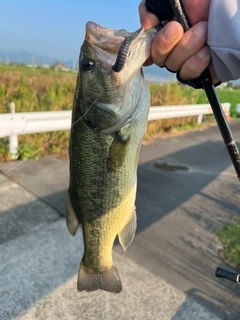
[116,139,240,319]
[171,288,236,320]
[1,129,240,319]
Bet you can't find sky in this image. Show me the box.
[0,0,142,61]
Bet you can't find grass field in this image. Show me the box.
[216,218,240,268]
[0,64,75,75]
[1,64,240,267]
[0,64,76,114]
[1,64,240,161]
[197,87,240,118]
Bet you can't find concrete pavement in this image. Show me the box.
[1,120,240,319]
[0,175,220,320]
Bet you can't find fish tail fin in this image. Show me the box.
[77,262,122,293]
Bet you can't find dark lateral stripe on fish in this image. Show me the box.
[111,27,143,73]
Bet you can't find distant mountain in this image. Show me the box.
[0,50,77,69]
[1,49,239,86]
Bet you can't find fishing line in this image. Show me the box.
[0,97,99,178]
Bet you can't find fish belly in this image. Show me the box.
[67,116,139,293]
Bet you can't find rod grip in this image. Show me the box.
[215,267,240,284]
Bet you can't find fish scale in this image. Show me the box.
[67,21,160,293]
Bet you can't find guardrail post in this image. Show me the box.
[197,114,203,124]
[222,102,231,121]
[8,102,18,159]
[236,104,240,114]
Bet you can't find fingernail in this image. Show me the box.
[198,46,210,59]
[163,24,179,41]
[194,21,207,38]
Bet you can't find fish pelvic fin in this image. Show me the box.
[66,191,80,236]
[118,208,137,251]
[106,130,130,172]
[77,262,122,293]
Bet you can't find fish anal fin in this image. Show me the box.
[106,131,130,172]
[66,191,80,236]
[118,209,137,251]
[77,262,122,293]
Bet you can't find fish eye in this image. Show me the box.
[81,58,95,72]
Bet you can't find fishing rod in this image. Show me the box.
[216,267,240,285]
[145,0,240,288]
[145,0,240,181]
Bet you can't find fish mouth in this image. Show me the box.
[85,21,130,55]
[111,24,162,75]
[84,21,162,80]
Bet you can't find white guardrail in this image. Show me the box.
[0,102,231,159]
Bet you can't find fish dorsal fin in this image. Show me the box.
[66,191,80,236]
[118,208,137,251]
[106,130,130,172]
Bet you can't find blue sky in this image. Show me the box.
[1,0,141,60]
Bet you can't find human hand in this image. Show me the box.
[139,0,219,84]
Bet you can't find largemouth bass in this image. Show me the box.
[67,21,160,293]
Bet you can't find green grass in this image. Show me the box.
[197,87,240,117]
[1,65,240,161]
[0,63,76,75]
[216,217,240,267]
[0,65,75,161]
[0,66,76,114]
[149,81,200,106]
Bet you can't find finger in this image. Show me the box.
[178,45,211,80]
[181,0,210,25]
[179,52,219,85]
[165,21,208,72]
[151,21,183,67]
[139,0,159,30]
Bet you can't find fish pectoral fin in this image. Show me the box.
[66,191,80,236]
[106,130,130,172]
[118,208,137,251]
[78,262,122,293]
